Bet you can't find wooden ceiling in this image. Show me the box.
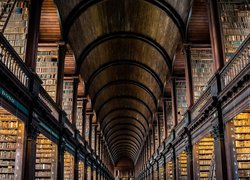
[54,0,194,163]
[40,0,211,163]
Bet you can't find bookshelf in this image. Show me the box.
[228,111,250,179]
[158,112,165,143]
[166,101,173,137]
[76,99,83,136]
[85,115,90,144]
[3,1,29,61]
[62,80,74,122]
[0,106,24,180]
[159,164,165,180]
[78,161,85,180]
[36,47,58,101]
[177,152,187,179]
[35,134,57,180]
[154,123,159,149]
[87,166,91,180]
[166,160,173,180]
[218,0,250,61]
[195,134,215,180]
[176,81,187,123]
[191,48,214,102]
[64,151,74,180]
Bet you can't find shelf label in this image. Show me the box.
[0,87,28,115]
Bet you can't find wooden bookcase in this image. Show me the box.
[36,47,58,101]
[35,134,57,180]
[78,161,85,180]
[64,151,74,180]
[62,80,74,122]
[218,0,250,61]
[177,152,187,179]
[166,100,173,137]
[176,80,187,123]
[194,134,215,180]
[166,160,173,180]
[191,48,214,102]
[227,110,250,179]
[0,106,24,180]
[3,1,29,61]
[76,99,83,136]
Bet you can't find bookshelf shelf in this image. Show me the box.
[177,152,187,179]
[0,107,24,180]
[64,151,74,180]
[195,134,215,180]
[62,80,74,122]
[218,0,250,61]
[3,1,29,61]
[35,134,57,180]
[191,48,214,102]
[36,47,58,101]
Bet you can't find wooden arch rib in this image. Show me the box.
[60,0,185,40]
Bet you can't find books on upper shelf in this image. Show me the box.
[62,80,74,122]
[218,0,250,61]
[35,134,57,180]
[191,48,214,102]
[3,1,29,61]
[36,47,58,101]
[176,81,187,123]
[76,99,83,136]
[0,106,24,180]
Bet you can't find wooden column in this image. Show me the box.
[84,160,88,180]
[25,0,43,70]
[152,124,156,152]
[56,43,66,108]
[207,0,224,71]
[72,78,79,127]
[186,139,194,180]
[82,97,88,140]
[88,112,94,147]
[74,150,79,180]
[162,98,168,139]
[170,78,178,127]
[213,123,228,179]
[183,45,194,107]
[57,136,65,180]
[157,112,161,145]
[23,125,38,180]
[171,148,177,180]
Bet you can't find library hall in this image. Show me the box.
[0,0,249,179]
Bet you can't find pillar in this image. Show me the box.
[170,78,178,127]
[25,0,43,70]
[207,0,224,71]
[183,45,194,107]
[56,43,66,108]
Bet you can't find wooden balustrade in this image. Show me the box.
[220,35,250,89]
[0,33,30,88]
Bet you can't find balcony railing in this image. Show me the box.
[0,33,30,88]
[220,35,250,89]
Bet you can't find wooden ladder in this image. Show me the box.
[0,0,17,33]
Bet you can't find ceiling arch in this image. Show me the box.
[55,0,191,163]
[103,118,146,135]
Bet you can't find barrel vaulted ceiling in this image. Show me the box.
[55,0,192,163]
